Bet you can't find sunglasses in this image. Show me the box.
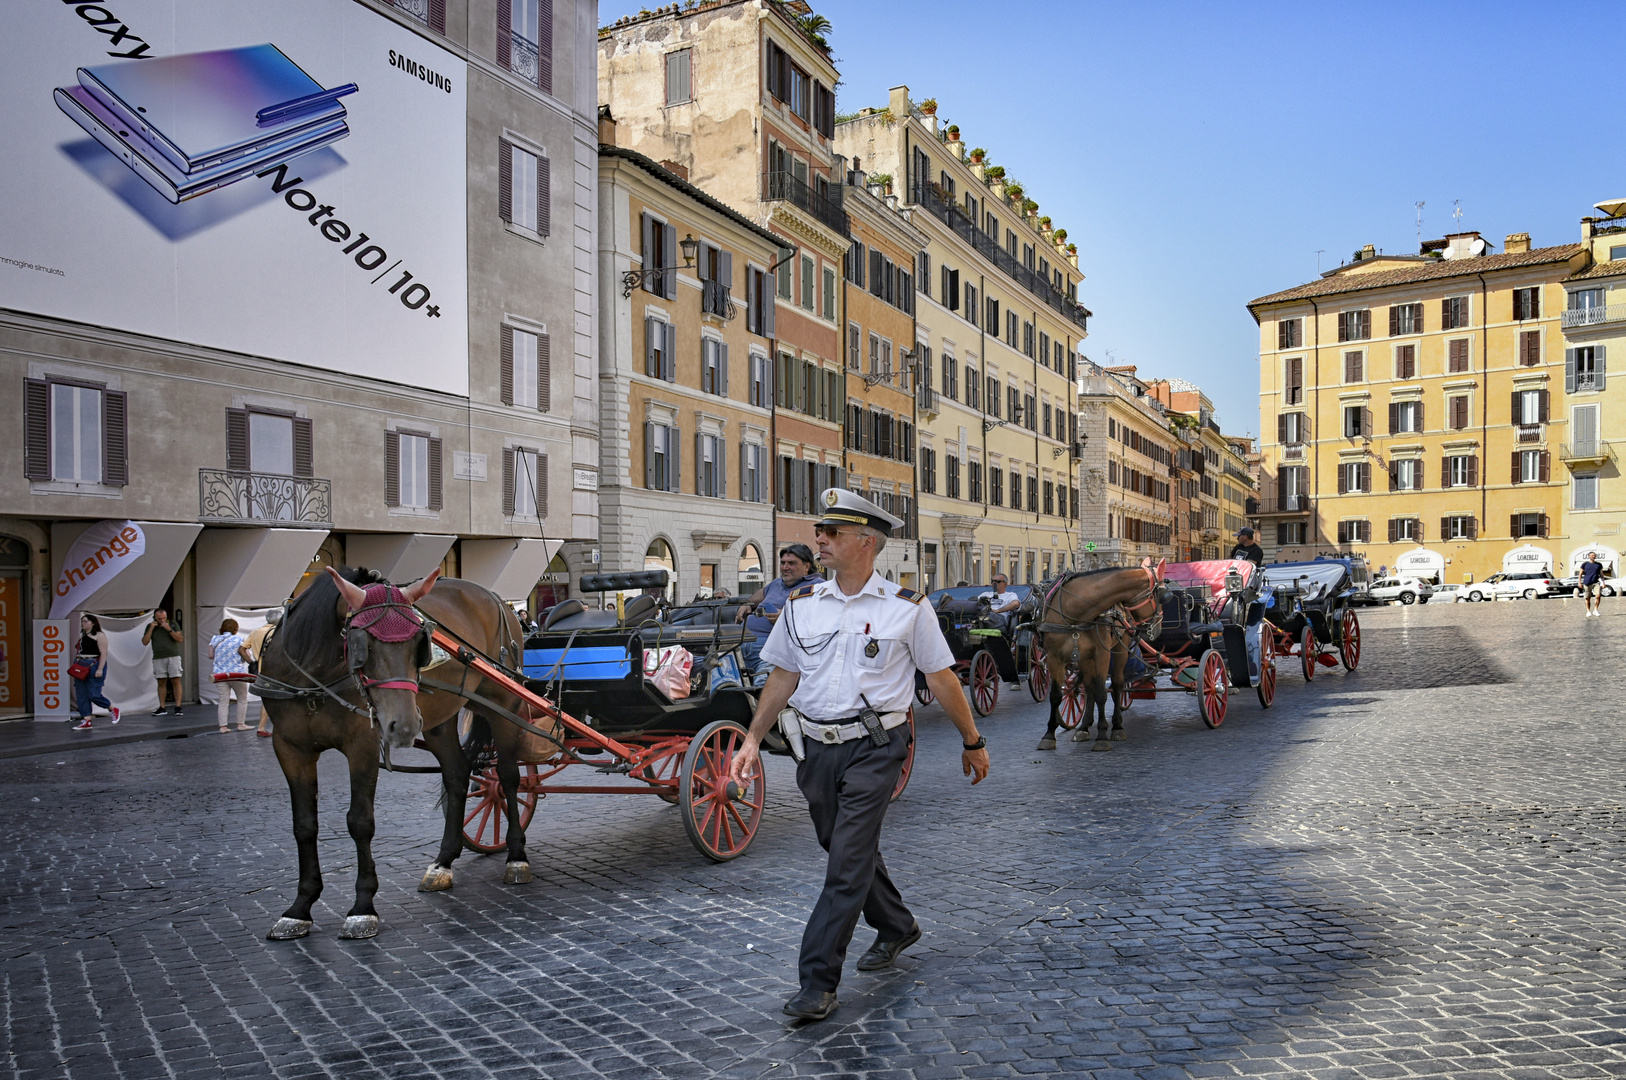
[813,524,853,538]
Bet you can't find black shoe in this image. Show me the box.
[855,923,922,971]
[782,988,838,1021]
[168,707,182,716]
[152,708,168,716]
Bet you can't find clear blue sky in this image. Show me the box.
[596,1,1625,439]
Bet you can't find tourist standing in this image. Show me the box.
[1580,552,1607,617]
[71,614,119,730]
[143,608,185,716]
[244,611,280,736]
[210,619,254,733]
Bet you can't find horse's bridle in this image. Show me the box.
[343,586,435,697]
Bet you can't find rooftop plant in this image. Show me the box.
[969,148,987,162]
[984,165,1005,181]
[919,97,938,114]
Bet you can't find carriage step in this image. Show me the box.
[1317,653,1339,667]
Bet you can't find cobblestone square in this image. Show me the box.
[4,600,1624,1079]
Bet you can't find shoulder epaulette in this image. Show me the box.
[895,586,925,605]
[789,582,818,601]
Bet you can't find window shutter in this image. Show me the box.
[740,443,750,501]
[1415,459,1425,490]
[497,0,511,69]
[1467,455,1478,487]
[292,417,313,477]
[1388,460,1398,492]
[1510,390,1520,424]
[536,0,554,94]
[536,154,550,237]
[1538,389,1549,423]
[1388,402,1398,435]
[1337,312,1348,341]
[662,223,677,297]
[23,378,49,481]
[1441,516,1451,540]
[695,431,704,495]
[1416,402,1424,432]
[720,250,733,296]
[1441,456,1451,489]
[428,0,445,31]
[1359,463,1370,492]
[1337,465,1347,495]
[719,343,729,397]
[1441,298,1451,328]
[500,325,516,404]
[226,408,249,471]
[644,317,658,377]
[1511,451,1521,484]
[1539,451,1550,483]
[1388,306,1399,336]
[385,430,401,507]
[745,269,757,335]
[1388,518,1398,543]
[1565,347,1576,392]
[718,437,727,498]
[498,138,513,223]
[664,323,677,382]
[669,425,680,492]
[1468,516,1478,540]
[1539,513,1549,538]
[762,281,775,337]
[427,436,442,510]
[644,422,656,489]
[535,332,551,411]
[1361,407,1373,439]
[1510,513,1519,538]
[641,213,655,293]
[502,447,516,514]
[102,389,127,486]
[1598,344,1608,389]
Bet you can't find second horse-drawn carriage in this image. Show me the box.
[910,585,1044,716]
[1260,557,1363,681]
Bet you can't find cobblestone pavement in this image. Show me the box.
[4,599,1625,1080]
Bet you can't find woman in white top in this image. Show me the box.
[210,618,254,733]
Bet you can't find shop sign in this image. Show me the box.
[49,520,145,618]
[33,619,70,717]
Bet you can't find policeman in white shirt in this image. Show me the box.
[729,489,991,1022]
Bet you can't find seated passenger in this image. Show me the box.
[734,543,822,680]
[976,575,1021,631]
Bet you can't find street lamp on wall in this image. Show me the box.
[620,233,700,297]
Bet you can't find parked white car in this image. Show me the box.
[1432,584,1466,603]
[1462,571,1562,602]
[1366,576,1434,605]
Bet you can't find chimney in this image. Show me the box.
[1355,243,1376,262]
[660,159,689,181]
[597,105,616,146]
[1505,232,1531,254]
[888,84,911,119]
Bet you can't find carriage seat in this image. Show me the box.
[541,599,618,632]
[620,594,660,625]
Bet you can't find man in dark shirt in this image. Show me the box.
[1230,527,1265,567]
[1580,551,1607,617]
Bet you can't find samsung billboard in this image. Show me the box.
[1,1,469,395]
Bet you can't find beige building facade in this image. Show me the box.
[1075,363,1179,567]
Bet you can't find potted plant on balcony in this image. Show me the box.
[945,124,960,141]
[1066,243,1078,256]
[1022,198,1039,218]
[983,165,1005,183]
[1052,228,1066,243]
[869,172,892,195]
[969,147,987,164]
[1006,183,1024,204]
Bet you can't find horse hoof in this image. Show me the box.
[419,865,454,892]
[1091,740,1113,753]
[1110,729,1128,741]
[267,918,313,941]
[339,915,379,940]
[1070,728,1092,743]
[503,861,533,885]
[1036,736,1056,751]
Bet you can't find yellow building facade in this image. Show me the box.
[837,87,1089,590]
[1252,231,1583,583]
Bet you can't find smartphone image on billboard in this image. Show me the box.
[54,43,355,204]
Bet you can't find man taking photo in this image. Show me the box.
[143,608,184,716]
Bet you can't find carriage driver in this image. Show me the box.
[728,488,991,1022]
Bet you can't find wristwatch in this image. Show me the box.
[963,735,987,751]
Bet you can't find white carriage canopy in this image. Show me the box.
[1501,544,1554,573]
[1567,544,1620,576]
[1392,547,1445,582]
[1262,561,1348,599]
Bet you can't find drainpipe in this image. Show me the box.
[1476,272,1489,559]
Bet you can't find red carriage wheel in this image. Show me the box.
[636,744,684,805]
[1027,648,1051,701]
[679,720,764,862]
[1256,626,1276,709]
[1198,648,1228,729]
[1340,609,1362,670]
[970,649,1000,717]
[914,681,935,706]
[1057,674,1086,729]
[462,763,540,854]
[890,710,917,803]
[1299,626,1319,682]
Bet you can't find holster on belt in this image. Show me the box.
[777,707,806,762]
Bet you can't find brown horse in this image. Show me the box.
[260,567,547,941]
[1034,562,1166,752]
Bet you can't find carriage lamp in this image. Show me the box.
[620,233,700,296]
[1225,569,1244,595]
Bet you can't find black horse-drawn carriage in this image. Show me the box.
[1260,558,1363,680]
[910,585,1039,716]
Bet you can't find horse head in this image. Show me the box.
[326,566,441,751]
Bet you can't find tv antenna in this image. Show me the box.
[1414,201,1425,246]
[1316,249,1325,273]
[1452,199,1462,228]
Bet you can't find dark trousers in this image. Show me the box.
[795,729,914,993]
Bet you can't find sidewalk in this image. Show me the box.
[0,704,265,760]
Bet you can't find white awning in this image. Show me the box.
[1392,547,1446,579]
[345,533,456,584]
[196,527,329,608]
[50,520,202,614]
[460,538,560,601]
[1502,544,1554,573]
[1567,543,1620,575]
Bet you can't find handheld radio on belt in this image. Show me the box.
[857,693,891,747]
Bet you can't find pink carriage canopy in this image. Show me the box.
[1160,559,1260,608]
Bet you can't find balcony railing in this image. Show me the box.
[387,0,430,23]
[1282,443,1304,460]
[1517,423,1542,443]
[1561,304,1626,329]
[764,171,848,236]
[701,279,735,319]
[1245,497,1260,515]
[509,32,539,84]
[199,469,332,526]
[916,384,940,415]
[1575,371,1606,392]
[908,182,1090,332]
[1561,440,1611,464]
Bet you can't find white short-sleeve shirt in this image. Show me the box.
[759,571,955,719]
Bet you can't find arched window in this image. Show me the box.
[645,538,677,602]
[738,543,764,592]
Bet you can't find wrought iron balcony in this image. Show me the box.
[1561,304,1626,329]
[701,279,735,319]
[764,171,848,235]
[1575,371,1606,392]
[1517,423,1542,443]
[386,0,430,23]
[509,32,539,84]
[1561,441,1611,466]
[1282,443,1305,460]
[199,469,332,526]
[1245,496,1260,515]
